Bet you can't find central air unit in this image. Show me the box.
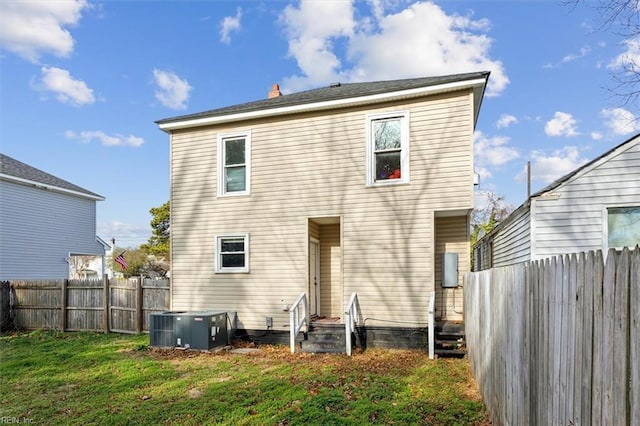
[149,311,231,350]
[174,311,229,350]
[149,311,185,348]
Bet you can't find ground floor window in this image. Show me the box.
[215,234,249,273]
[607,206,640,249]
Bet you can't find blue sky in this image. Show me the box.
[1,0,639,247]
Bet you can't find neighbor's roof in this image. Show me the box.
[157,71,490,132]
[530,131,640,199]
[0,153,105,200]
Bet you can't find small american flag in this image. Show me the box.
[115,251,127,270]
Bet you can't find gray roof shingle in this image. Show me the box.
[157,71,490,126]
[0,153,104,199]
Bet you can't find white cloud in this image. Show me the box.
[562,45,591,63]
[152,69,192,110]
[601,107,640,135]
[280,0,355,89]
[591,131,603,140]
[0,0,88,63]
[474,131,520,169]
[496,114,517,129]
[65,130,144,147]
[519,146,588,184]
[545,112,579,137]
[36,66,95,106]
[279,1,508,96]
[220,7,242,44]
[608,37,640,73]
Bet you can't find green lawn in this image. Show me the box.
[0,331,487,425]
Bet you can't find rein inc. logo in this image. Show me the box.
[0,418,34,424]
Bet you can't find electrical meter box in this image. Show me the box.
[174,311,229,350]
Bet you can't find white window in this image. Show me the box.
[215,234,249,273]
[607,206,640,249]
[218,132,251,196]
[366,112,410,186]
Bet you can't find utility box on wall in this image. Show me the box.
[441,253,459,288]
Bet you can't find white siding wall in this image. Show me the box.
[492,208,531,267]
[532,140,640,259]
[170,91,476,330]
[0,180,101,280]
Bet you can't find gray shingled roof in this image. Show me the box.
[157,71,489,125]
[0,153,104,199]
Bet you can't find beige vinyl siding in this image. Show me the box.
[319,223,341,318]
[170,90,475,329]
[434,216,469,322]
[532,140,640,259]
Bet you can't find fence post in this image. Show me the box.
[0,281,11,331]
[61,279,68,332]
[136,277,143,333]
[103,276,109,333]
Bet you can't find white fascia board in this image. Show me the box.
[159,78,487,132]
[0,174,105,201]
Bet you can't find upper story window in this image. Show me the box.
[218,131,251,196]
[607,206,640,249]
[366,112,410,186]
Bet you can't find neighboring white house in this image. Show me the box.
[474,132,640,271]
[157,72,490,344]
[0,154,106,280]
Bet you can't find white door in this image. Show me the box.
[309,240,320,316]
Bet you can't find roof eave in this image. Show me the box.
[158,77,488,133]
[0,174,105,201]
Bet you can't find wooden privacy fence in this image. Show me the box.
[4,277,170,333]
[465,247,639,426]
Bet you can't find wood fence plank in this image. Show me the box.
[630,247,640,426]
[551,256,563,424]
[581,251,596,426]
[565,254,577,424]
[613,248,630,425]
[573,252,585,425]
[602,249,617,425]
[592,250,605,426]
[542,257,553,426]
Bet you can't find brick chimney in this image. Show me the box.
[268,83,282,99]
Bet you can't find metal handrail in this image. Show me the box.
[344,292,359,356]
[289,292,308,353]
[428,290,435,359]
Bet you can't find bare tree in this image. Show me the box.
[566,0,640,111]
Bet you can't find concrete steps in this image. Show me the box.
[299,322,348,354]
[434,322,466,357]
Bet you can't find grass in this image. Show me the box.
[0,331,487,425]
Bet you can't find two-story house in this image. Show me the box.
[157,72,490,349]
[0,154,106,280]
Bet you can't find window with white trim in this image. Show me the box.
[215,234,249,273]
[366,112,410,185]
[607,206,640,249]
[218,132,251,196]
